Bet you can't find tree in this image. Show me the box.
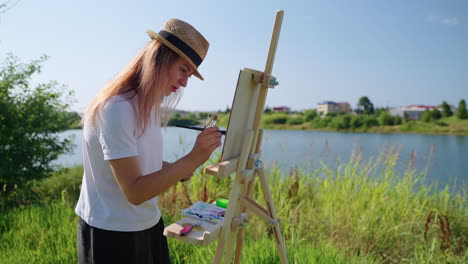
[198,112,209,119]
[431,109,442,120]
[421,110,432,122]
[303,109,318,121]
[357,96,375,115]
[441,101,452,117]
[0,53,75,193]
[456,99,467,119]
[378,111,394,126]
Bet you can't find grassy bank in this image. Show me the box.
[1,152,467,263]
[262,116,468,136]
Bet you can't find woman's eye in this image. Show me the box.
[180,68,187,73]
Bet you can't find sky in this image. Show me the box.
[1,0,467,112]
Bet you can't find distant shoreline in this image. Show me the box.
[259,123,468,136]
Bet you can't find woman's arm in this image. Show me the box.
[109,126,222,205]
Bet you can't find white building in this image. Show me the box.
[317,101,351,115]
[389,105,456,120]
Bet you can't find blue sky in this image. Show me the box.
[1,0,467,112]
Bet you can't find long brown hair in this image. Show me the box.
[82,40,183,134]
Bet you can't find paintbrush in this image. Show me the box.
[175,124,226,135]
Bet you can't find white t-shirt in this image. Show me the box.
[75,94,163,231]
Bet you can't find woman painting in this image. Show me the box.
[75,18,221,264]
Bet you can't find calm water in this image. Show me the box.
[57,128,468,188]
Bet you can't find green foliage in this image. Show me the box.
[286,115,304,125]
[377,111,394,126]
[362,114,378,128]
[186,112,196,119]
[303,109,318,121]
[357,96,375,115]
[328,114,351,130]
[198,112,209,119]
[312,115,333,128]
[435,120,448,127]
[285,117,301,125]
[431,109,442,120]
[168,116,199,126]
[441,101,453,117]
[456,99,467,119]
[0,53,75,196]
[421,110,432,123]
[349,115,364,129]
[394,115,403,125]
[263,113,289,125]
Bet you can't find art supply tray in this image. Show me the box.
[163,217,223,246]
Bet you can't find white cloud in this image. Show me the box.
[441,17,459,25]
[427,14,459,25]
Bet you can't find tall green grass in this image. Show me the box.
[1,150,466,263]
[0,202,77,264]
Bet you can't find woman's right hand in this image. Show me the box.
[187,126,222,167]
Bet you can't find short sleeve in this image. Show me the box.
[96,98,138,160]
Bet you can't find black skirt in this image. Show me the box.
[77,217,171,264]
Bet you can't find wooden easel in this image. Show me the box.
[164,10,288,264]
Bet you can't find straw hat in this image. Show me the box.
[147,19,209,80]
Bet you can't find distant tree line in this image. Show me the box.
[167,96,468,131]
[261,97,468,130]
[420,100,467,123]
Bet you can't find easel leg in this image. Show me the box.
[257,168,289,264]
[221,172,254,264]
[213,176,244,264]
[233,178,255,264]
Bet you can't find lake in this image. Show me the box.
[56,128,468,189]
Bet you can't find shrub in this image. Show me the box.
[263,113,289,125]
[394,115,403,125]
[303,109,318,121]
[328,115,351,130]
[431,109,442,120]
[287,116,304,125]
[378,111,394,126]
[435,121,448,127]
[362,115,378,127]
[421,110,432,123]
[311,116,333,128]
[349,115,364,129]
[0,54,76,197]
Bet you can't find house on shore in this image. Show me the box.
[389,104,456,120]
[272,106,291,113]
[317,101,351,115]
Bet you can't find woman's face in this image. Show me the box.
[165,57,194,96]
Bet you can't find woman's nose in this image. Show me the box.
[180,76,188,87]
